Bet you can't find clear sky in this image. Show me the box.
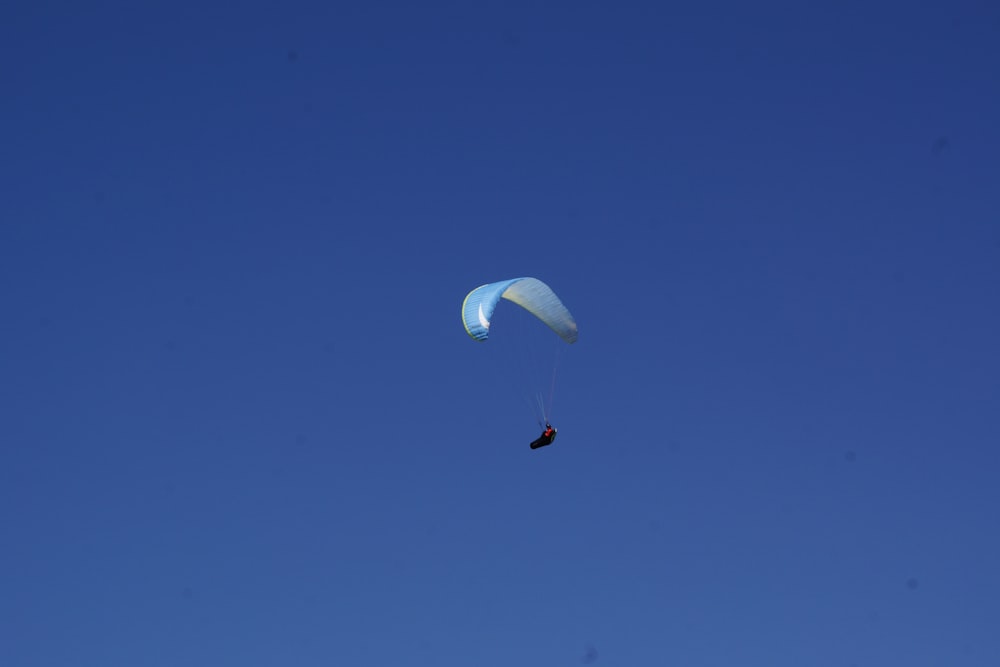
[2,1,999,665]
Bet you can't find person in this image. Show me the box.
[530,423,557,450]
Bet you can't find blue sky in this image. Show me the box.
[2,1,999,665]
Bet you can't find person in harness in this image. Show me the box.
[530,423,557,450]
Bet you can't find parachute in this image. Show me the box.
[461,277,578,345]
[461,277,577,432]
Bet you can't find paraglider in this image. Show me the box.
[530,423,557,450]
[461,277,577,450]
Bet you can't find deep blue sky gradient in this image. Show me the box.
[2,1,999,665]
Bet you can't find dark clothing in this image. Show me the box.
[530,425,557,450]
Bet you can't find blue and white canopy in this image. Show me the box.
[461,277,578,344]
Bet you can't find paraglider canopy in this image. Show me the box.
[461,277,578,344]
